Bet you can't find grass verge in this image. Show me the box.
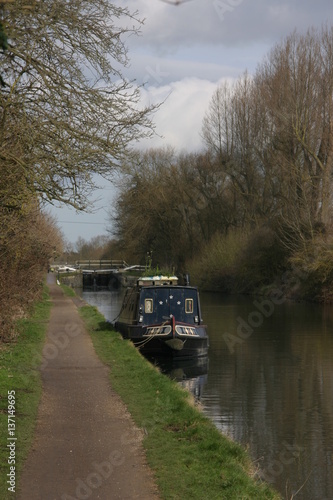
[79,304,280,500]
[60,283,76,297]
[0,287,51,499]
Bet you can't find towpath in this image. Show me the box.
[17,274,160,500]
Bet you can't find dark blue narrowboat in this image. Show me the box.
[115,276,209,358]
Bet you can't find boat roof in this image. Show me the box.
[137,275,178,286]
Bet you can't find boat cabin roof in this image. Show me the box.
[137,276,179,286]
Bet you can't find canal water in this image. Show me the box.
[80,289,333,500]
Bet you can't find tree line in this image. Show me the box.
[0,1,154,340]
[112,26,333,301]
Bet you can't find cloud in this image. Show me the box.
[123,0,332,154]
[126,52,244,86]
[121,0,331,91]
[123,0,331,51]
[138,77,228,152]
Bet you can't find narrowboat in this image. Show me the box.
[115,276,209,358]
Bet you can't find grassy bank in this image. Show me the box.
[79,304,280,500]
[0,288,51,499]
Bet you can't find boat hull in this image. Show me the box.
[116,323,209,358]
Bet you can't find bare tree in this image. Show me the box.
[202,74,272,227]
[0,0,156,211]
[256,27,333,246]
[111,147,238,268]
[202,81,234,163]
[202,27,333,246]
[111,148,182,266]
[0,1,159,339]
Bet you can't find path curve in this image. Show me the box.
[17,274,160,500]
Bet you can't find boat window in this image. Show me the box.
[145,298,153,314]
[185,298,194,314]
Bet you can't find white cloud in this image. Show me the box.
[138,77,225,152]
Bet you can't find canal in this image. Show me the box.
[79,289,333,500]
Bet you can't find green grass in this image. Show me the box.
[80,305,280,500]
[60,283,76,297]
[0,289,51,499]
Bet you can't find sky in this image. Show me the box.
[49,0,332,245]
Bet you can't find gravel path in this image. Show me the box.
[17,274,160,500]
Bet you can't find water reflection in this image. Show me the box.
[200,293,333,500]
[80,289,333,500]
[79,289,125,323]
[146,356,209,401]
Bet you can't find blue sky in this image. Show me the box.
[49,0,332,245]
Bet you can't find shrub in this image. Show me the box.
[187,229,248,291]
[236,226,288,292]
[188,225,289,293]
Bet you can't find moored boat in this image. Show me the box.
[114,276,209,358]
